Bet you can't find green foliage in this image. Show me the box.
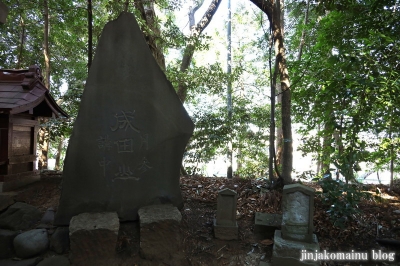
[289,0,400,178]
[316,177,372,228]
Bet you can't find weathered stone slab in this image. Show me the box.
[0,202,41,230]
[272,230,320,266]
[69,212,119,266]
[54,12,194,225]
[13,229,49,259]
[281,184,315,243]
[214,188,238,240]
[254,212,282,239]
[138,204,182,261]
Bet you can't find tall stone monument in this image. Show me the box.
[54,12,194,225]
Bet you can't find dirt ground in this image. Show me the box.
[11,171,400,266]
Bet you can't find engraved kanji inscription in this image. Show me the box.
[110,110,140,132]
[99,157,111,177]
[114,138,134,153]
[97,135,112,150]
[138,157,152,173]
[114,164,140,181]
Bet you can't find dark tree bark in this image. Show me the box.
[55,136,63,170]
[38,0,51,171]
[134,0,166,72]
[249,0,292,184]
[88,0,93,71]
[17,15,25,69]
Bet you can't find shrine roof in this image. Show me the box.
[0,65,68,117]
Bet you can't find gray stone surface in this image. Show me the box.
[54,11,194,226]
[0,229,17,259]
[214,188,238,240]
[254,213,282,239]
[0,257,41,266]
[139,204,182,260]
[0,202,41,230]
[69,212,119,266]
[281,184,315,243]
[272,230,320,266]
[40,207,55,224]
[50,227,69,254]
[37,256,70,266]
[13,229,49,259]
[0,192,17,212]
[213,218,238,240]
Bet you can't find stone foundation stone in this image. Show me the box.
[69,212,119,266]
[138,204,182,261]
[0,202,41,230]
[272,230,320,266]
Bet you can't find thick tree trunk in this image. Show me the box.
[250,0,292,184]
[134,0,166,72]
[88,0,93,71]
[273,0,292,184]
[275,83,283,167]
[38,0,50,171]
[17,15,25,69]
[55,136,63,170]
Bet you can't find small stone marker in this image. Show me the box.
[272,184,320,266]
[69,212,119,266]
[54,12,194,225]
[213,188,238,240]
[281,184,315,243]
[138,204,182,261]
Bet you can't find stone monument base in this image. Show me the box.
[69,212,119,266]
[138,204,182,261]
[272,230,320,266]
[213,219,238,240]
[254,212,282,239]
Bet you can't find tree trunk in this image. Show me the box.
[17,15,25,69]
[176,0,223,103]
[249,0,292,184]
[275,83,283,168]
[55,136,64,170]
[134,0,166,72]
[38,0,50,171]
[273,0,292,184]
[226,0,233,179]
[88,0,93,71]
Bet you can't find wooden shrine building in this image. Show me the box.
[0,65,68,192]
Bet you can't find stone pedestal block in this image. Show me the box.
[69,212,119,266]
[213,219,238,240]
[254,212,282,239]
[138,204,182,261]
[272,230,320,266]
